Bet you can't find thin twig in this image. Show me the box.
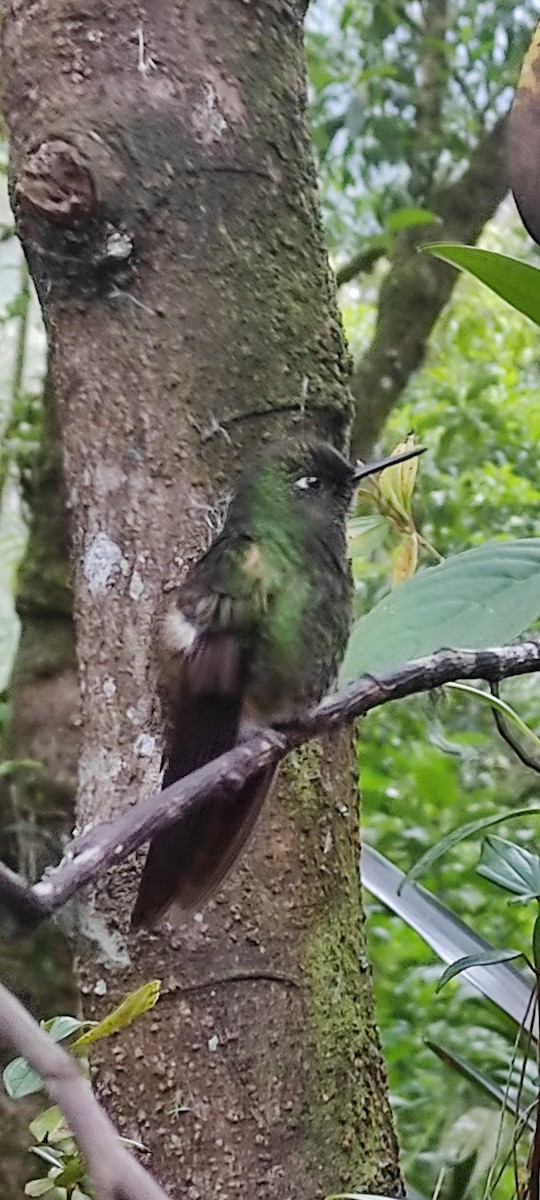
[0,859,47,928]
[0,640,539,931]
[529,932,540,1200]
[335,245,386,287]
[483,986,537,1200]
[489,682,540,774]
[0,980,175,1200]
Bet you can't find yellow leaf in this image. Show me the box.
[377,434,420,519]
[392,532,418,588]
[71,980,161,1052]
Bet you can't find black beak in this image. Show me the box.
[352,445,426,483]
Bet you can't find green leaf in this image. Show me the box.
[29,1106,68,1143]
[71,980,160,1051]
[43,1017,88,1044]
[29,1146,65,1168]
[3,1056,43,1100]
[3,1019,88,1101]
[386,206,440,232]
[421,244,540,328]
[54,1154,86,1188]
[0,757,41,777]
[340,538,540,682]
[24,1182,57,1197]
[347,516,387,559]
[437,948,522,991]
[477,835,540,900]
[404,806,540,886]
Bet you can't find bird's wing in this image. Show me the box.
[162,531,278,700]
[130,534,280,929]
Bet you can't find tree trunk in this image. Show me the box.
[3,3,400,1196]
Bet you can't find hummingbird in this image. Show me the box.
[131,439,424,929]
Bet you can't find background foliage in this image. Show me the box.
[306,2,540,1196]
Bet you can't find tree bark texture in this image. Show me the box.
[3,3,400,1198]
[351,119,509,458]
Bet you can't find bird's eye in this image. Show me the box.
[295,475,320,490]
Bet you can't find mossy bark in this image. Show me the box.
[3,2,400,1195]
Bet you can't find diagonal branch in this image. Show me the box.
[0,639,539,933]
[351,117,508,457]
[0,980,174,1200]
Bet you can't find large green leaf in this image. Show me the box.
[340,538,540,682]
[422,244,540,327]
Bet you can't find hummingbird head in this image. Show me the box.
[286,442,361,514]
[250,441,425,520]
[227,442,358,531]
[226,440,425,543]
